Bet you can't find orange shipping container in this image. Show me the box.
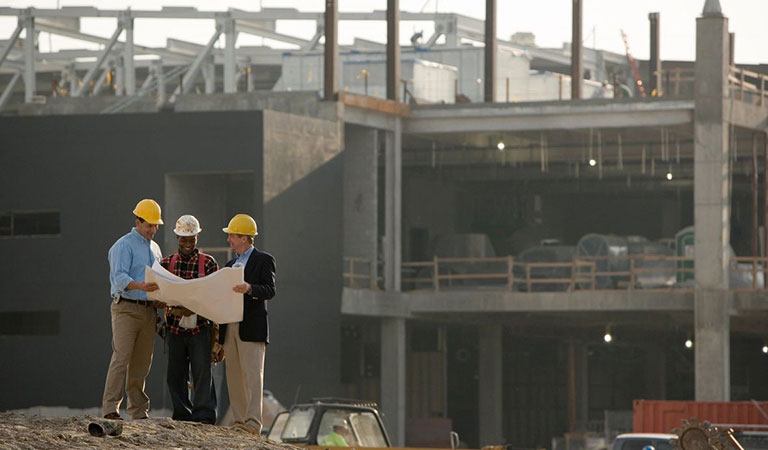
[633,400,768,433]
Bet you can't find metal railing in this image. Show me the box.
[342,255,768,293]
[729,66,767,107]
[343,256,380,290]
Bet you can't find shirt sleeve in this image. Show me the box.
[108,240,134,293]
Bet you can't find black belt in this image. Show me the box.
[119,297,154,307]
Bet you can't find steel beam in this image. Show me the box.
[236,21,310,48]
[223,17,236,93]
[484,0,496,102]
[23,10,35,102]
[571,0,583,99]
[386,0,400,102]
[324,0,338,101]
[648,13,661,96]
[0,70,21,111]
[91,64,110,95]
[122,12,135,95]
[72,23,123,96]
[0,24,23,70]
[172,25,222,99]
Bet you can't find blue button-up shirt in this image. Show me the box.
[233,245,254,268]
[108,228,162,300]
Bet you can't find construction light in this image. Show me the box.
[497,141,505,151]
[589,159,597,167]
[666,172,673,181]
[603,325,613,343]
[763,345,768,354]
[685,339,693,349]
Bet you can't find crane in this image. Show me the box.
[620,30,646,97]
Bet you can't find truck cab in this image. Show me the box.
[267,398,391,448]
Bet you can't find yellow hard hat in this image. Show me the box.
[132,199,164,225]
[223,213,258,236]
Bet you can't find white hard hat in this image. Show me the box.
[173,215,202,236]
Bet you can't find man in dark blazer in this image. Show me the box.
[221,213,276,434]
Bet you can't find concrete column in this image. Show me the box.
[381,317,406,447]
[344,125,379,287]
[114,58,124,96]
[484,0,497,103]
[386,0,400,102]
[478,324,503,446]
[22,10,35,103]
[571,0,582,100]
[384,119,402,292]
[154,60,165,107]
[122,13,135,95]
[574,341,589,427]
[324,0,338,101]
[202,57,215,94]
[223,18,237,93]
[693,0,731,401]
[648,13,661,96]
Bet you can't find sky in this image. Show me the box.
[1,0,766,64]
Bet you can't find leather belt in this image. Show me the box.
[119,297,153,307]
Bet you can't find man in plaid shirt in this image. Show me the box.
[160,215,220,424]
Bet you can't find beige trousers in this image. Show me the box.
[101,300,157,419]
[223,322,266,432]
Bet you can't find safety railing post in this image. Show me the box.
[629,257,635,290]
[526,265,532,292]
[506,256,513,291]
[349,257,355,288]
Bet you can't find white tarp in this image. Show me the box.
[145,261,244,324]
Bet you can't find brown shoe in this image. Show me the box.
[103,413,123,421]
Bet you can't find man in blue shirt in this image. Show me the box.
[101,199,164,421]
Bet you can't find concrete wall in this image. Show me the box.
[0,108,345,410]
[261,109,345,402]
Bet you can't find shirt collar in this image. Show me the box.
[130,228,150,244]
[177,248,200,260]
[237,245,254,260]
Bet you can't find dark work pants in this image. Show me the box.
[166,326,217,424]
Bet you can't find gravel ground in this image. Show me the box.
[0,413,300,450]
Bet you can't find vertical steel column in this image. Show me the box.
[484,0,497,103]
[154,60,166,107]
[729,32,735,65]
[122,12,135,95]
[324,0,338,100]
[752,134,759,257]
[571,0,582,100]
[203,57,215,94]
[384,119,402,292]
[223,17,236,93]
[23,10,35,103]
[648,13,661,96]
[386,0,400,102]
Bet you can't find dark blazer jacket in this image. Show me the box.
[219,247,276,344]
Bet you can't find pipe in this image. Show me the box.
[88,420,123,437]
[484,0,496,102]
[571,0,582,99]
[386,0,400,101]
[324,0,338,101]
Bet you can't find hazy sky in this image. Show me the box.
[1,0,766,64]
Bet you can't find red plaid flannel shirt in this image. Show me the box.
[160,249,219,335]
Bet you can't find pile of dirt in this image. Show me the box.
[0,413,299,449]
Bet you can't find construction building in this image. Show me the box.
[1,1,768,449]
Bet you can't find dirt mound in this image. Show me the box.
[0,413,298,450]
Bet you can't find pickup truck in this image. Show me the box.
[267,398,391,448]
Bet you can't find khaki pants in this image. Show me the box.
[101,300,157,419]
[223,322,266,432]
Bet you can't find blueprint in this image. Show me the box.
[145,261,244,324]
